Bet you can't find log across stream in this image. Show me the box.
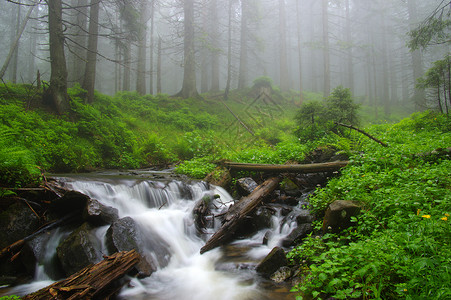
[0,169,334,300]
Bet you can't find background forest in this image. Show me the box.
[0,0,449,111]
[0,0,450,299]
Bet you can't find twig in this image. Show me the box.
[334,122,388,147]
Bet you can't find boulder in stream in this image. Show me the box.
[84,198,119,226]
[106,217,170,277]
[236,177,259,196]
[256,247,288,278]
[56,222,103,276]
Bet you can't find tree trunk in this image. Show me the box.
[69,0,88,87]
[322,0,330,97]
[345,0,354,95]
[200,177,281,254]
[157,36,162,94]
[0,3,35,81]
[223,161,349,173]
[22,250,141,300]
[210,0,220,92]
[381,14,390,116]
[224,0,233,99]
[279,0,290,92]
[122,44,131,91]
[200,6,209,93]
[11,3,21,83]
[149,0,155,95]
[175,0,198,98]
[407,0,425,110]
[136,0,148,95]
[238,0,248,90]
[296,0,303,104]
[48,0,69,114]
[82,0,100,103]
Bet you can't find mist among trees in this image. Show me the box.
[0,0,449,115]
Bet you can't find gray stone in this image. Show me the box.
[256,247,288,277]
[270,266,293,283]
[322,200,361,233]
[281,223,313,247]
[236,177,258,196]
[84,198,119,226]
[56,222,103,276]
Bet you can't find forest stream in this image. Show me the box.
[1,171,306,299]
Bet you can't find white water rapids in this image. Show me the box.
[6,176,298,299]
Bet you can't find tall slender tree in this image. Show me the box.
[82,0,100,103]
[47,0,69,114]
[176,0,198,98]
[322,0,330,97]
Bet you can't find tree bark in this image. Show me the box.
[322,0,330,97]
[82,0,100,103]
[407,0,425,110]
[0,3,35,81]
[345,0,354,95]
[279,0,290,92]
[136,0,148,95]
[148,0,155,95]
[175,0,198,98]
[238,0,248,90]
[210,0,220,92]
[224,0,233,99]
[157,36,162,94]
[48,0,70,114]
[296,0,304,104]
[200,177,280,254]
[223,161,349,173]
[22,250,140,300]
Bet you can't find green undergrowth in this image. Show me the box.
[288,111,451,299]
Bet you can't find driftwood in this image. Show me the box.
[334,122,388,147]
[223,161,349,173]
[200,177,280,254]
[23,250,140,300]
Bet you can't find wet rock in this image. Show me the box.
[270,266,293,283]
[0,202,40,249]
[236,177,258,196]
[56,222,103,276]
[256,247,288,278]
[50,190,89,215]
[281,223,313,247]
[295,209,315,224]
[84,198,119,226]
[263,230,272,245]
[204,167,232,190]
[238,206,274,237]
[106,217,170,277]
[280,178,301,197]
[277,195,299,206]
[322,200,361,233]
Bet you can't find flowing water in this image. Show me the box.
[5,174,298,299]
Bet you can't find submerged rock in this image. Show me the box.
[281,223,313,247]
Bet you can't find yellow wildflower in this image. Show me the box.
[441,217,448,221]
[445,213,450,217]
[421,215,431,219]
[416,209,421,216]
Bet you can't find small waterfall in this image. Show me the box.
[6,176,300,299]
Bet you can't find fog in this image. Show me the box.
[0,0,449,112]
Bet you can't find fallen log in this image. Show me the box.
[223,161,349,173]
[22,250,140,300]
[200,177,280,254]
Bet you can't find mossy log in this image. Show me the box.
[200,177,280,254]
[22,250,140,300]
